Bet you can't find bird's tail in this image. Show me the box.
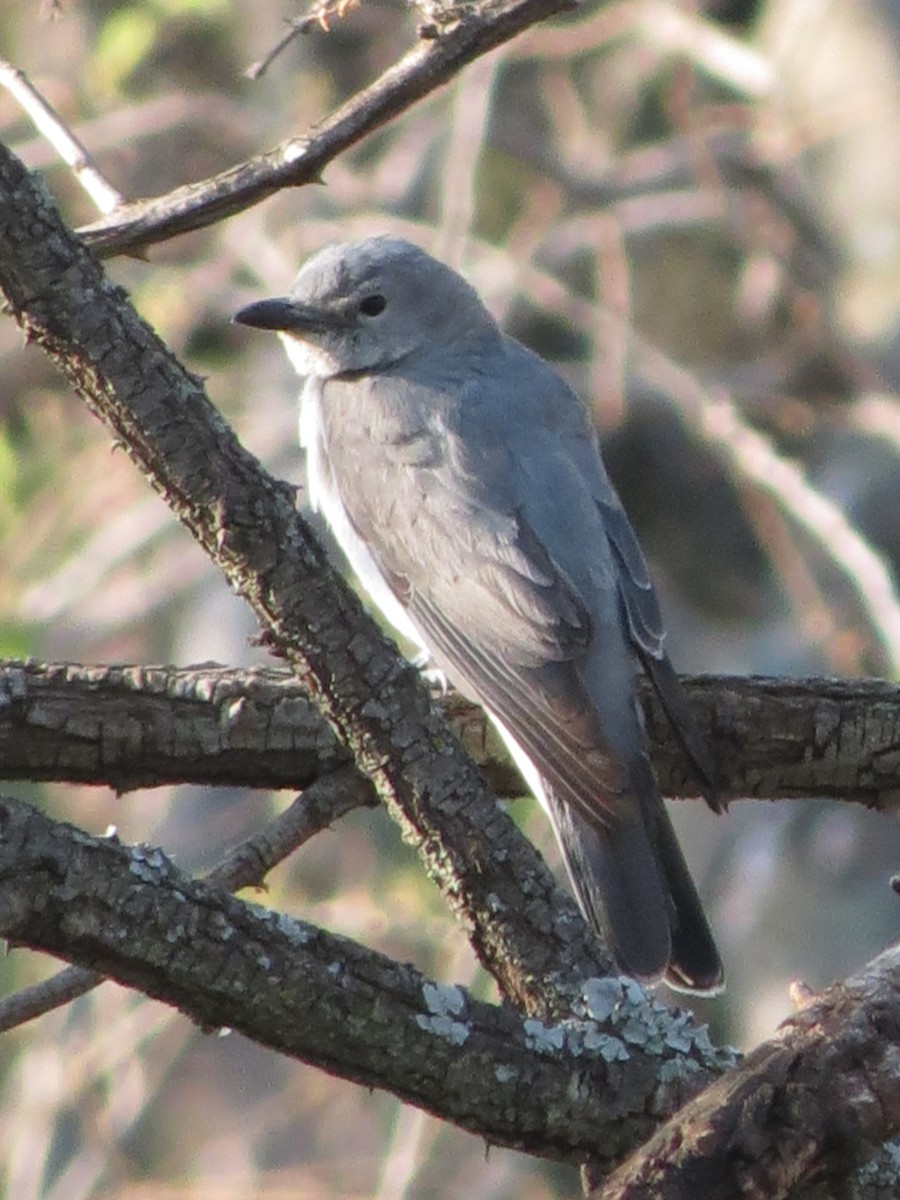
[543,781,723,994]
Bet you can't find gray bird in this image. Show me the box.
[235,236,724,992]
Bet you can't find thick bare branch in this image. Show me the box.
[590,945,900,1200]
[2,792,900,1196]
[2,660,900,809]
[0,138,608,1016]
[0,793,731,1168]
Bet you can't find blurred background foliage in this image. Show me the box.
[1,0,900,1195]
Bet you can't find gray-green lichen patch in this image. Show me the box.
[523,1018,566,1054]
[516,975,736,1084]
[127,843,172,882]
[415,1012,471,1044]
[416,980,471,1044]
[422,981,466,1017]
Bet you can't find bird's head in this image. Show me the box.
[234,236,497,377]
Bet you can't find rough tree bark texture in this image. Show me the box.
[591,946,900,1200]
[1,660,899,806]
[0,793,732,1170]
[1,789,899,1198]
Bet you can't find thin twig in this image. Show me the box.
[244,19,311,80]
[205,767,376,893]
[0,965,102,1034]
[631,341,900,672]
[245,0,362,80]
[0,768,375,1033]
[77,0,576,256]
[698,392,900,674]
[0,59,124,214]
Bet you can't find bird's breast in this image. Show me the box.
[298,377,427,653]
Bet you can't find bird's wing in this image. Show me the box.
[319,362,642,825]
[593,493,665,658]
[595,491,720,809]
[319,356,722,988]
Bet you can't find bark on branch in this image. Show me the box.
[3,34,900,1191]
[591,945,900,1200]
[1,660,899,807]
[1,793,899,1197]
[0,766,375,1033]
[0,793,730,1169]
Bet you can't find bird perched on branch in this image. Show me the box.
[235,235,724,993]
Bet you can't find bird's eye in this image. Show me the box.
[358,293,387,317]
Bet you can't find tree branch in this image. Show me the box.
[2,660,900,809]
[0,766,375,1033]
[3,791,900,1196]
[0,793,731,1168]
[3,54,900,1200]
[0,59,124,214]
[590,945,900,1200]
[76,0,575,257]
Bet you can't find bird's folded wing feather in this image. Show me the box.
[597,494,720,808]
[320,365,644,825]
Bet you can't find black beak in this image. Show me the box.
[233,297,331,334]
